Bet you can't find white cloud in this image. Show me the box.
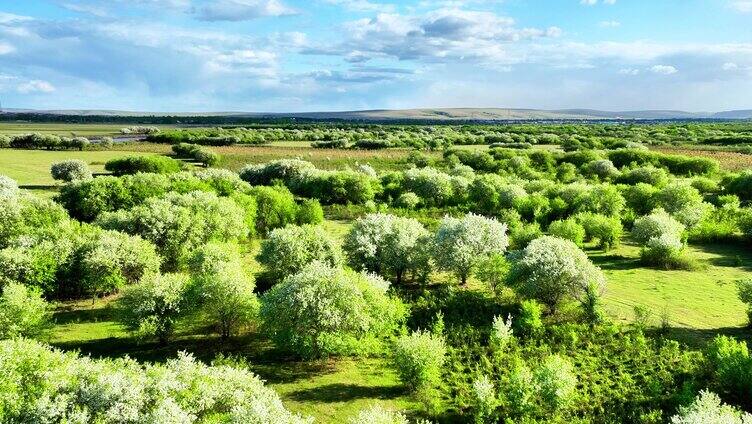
[195,0,297,21]
[0,42,14,55]
[323,0,395,13]
[618,68,639,75]
[16,79,56,93]
[598,20,620,28]
[729,1,752,13]
[722,62,739,70]
[581,0,615,5]
[650,65,678,75]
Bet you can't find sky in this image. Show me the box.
[0,0,750,112]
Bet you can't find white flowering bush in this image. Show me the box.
[395,192,420,209]
[261,262,406,358]
[535,354,577,412]
[0,338,311,423]
[189,243,258,339]
[258,224,342,280]
[349,405,410,424]
[489,314,514,349]
[640,233,692,269]
[343,214,431,284]
[0,282,51,339]
[50,159,92,182]
[508,236,606,313]
[117,273,192,344]
[238,158,316,185]
[586,159,620,180]
[356,163,378,177]
[402,167,456,206]
[97,191,248,269]
[656,182,703,214]
[471,375,498,423]
[0,174,19,197]
[671,390,752,424]
[392,330,446,392]
[434,213,509,285]
[632,208,686,245]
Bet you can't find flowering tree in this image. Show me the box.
[0,282,51,339]
[50,160,92,182]
[258,224,342,280]
[433,213,509,285]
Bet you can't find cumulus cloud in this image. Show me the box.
[650,65,678,75]
[0,42,14,55]
[17,79,55,93]
[598,20,620,28]
[195,0,297,21]
[722,62,739,70]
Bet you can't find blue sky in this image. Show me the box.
[0,0,750,112]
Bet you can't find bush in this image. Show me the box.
[617,166,669,187]
[257,224,343,280]
[402,167,459,207]
[508,236,606,313]
[585,159,619,180]
[189,243,258,339]
[349,405,409,424]
[117,273,191,344]
[535,354,577,412]
[576,213,623,250]
[0,175,18,197]
[296,198,324,225]
[706,336,752,405]
[671,390,752,424]
[631,208,685,244]
[97,191,248,269]
[353,139,392,149]
[0,338,309,423]
[655,182,703,215]
[547,219,586,246]
[392,330,446,392]
[736,279,752,326]
[239,159,316,186]
[395,192,421,209]
[311,139,348,149]
[344,214,432,284]
[434,213,509,285]
[475,253,510,296]
[489,314,514,349]
[510,222,543,250]
[516,299,544,337]
[623,183,658,215]
[0,282,51,339]
[640,234,693,270]
[104,155,183,176]
[247,186,299,236]
[50,160,92,182]
[0,135,10,148]
[260,262,406,358]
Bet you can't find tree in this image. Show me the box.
[247,186,299,236]
[0,282,51,339]
[50,160,92,182]
[475,253,510,296]
[656,182,703,214]
[434,213,509,285]
[117,273,191,344]
[547,219,586,246]
[392,330,446,392]
[343,214,431,284]
[508,236,606,313]
[189,243,258,339]
[258,225,342,280]
[260,262,406,358]
[535,354,577,412]
[97,191,248,269]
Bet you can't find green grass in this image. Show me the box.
[0,123,173,137]
[592,241,752,333]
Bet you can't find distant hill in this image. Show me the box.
[2,107,751,121]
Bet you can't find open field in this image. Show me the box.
[652,146,752,171]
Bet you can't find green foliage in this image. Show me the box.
[0,282,51,339]
[258,224,343,281]
[671,391,752,424]
[296,198,324,225]
[516,299,544,337]
[247,185,299,236]
[260,262,406,358]
[104,155,183,175]
[576,212,623,250]
[547,218,586,246]
[392,330,446,392]
[475,253,510,296]
[117,273,192,344]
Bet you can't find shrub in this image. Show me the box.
[0,338,309,423]
[586,159,619,180]
[354,139,392,149]
[471,375,498,423]
[736,279,752,326]
[655,182,703,215]
[0,282,51,339]
[706,336,752,402]
[260,262,406,358]
[97,191,248,269]
[239,159,316,186]
[508,236,606,313]
[640,234,692,269]
[344,214,431,284]
[258,225,343,280]
[349,405,409,424]
[617,166,669,187]
[392,330,446,392]
[311,139,348,149]
[248,185,299,235]
[510,222,543,250]
[402,167,457,206]
[535,354,577,412]
[631,209,685,245]
[117,273,192,344]
[576,213,623,250]
[50,160,92,182]
[623,183,658,215]
[395,192,420,209]
[475,253,510,296]
[296,198,324,225]
[489,314,514,349]
[193,148,221,167]
[0,135,10,148]
[547,219,586,246]
[0,175,18,198]
[104,155,183,176]
[671,390,752,424]
[576,184,625,217]
[189,243,258,339]
[434,214,509,285]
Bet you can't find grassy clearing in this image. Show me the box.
[0,123,141,137]
[652,146,752,171]
[0,148,160,186]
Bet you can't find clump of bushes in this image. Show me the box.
[104,155,183,176]
[172,142,221,167]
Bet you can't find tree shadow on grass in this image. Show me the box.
[654,326,752,350]
[589,253,643,271]
[285,383,406,403]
